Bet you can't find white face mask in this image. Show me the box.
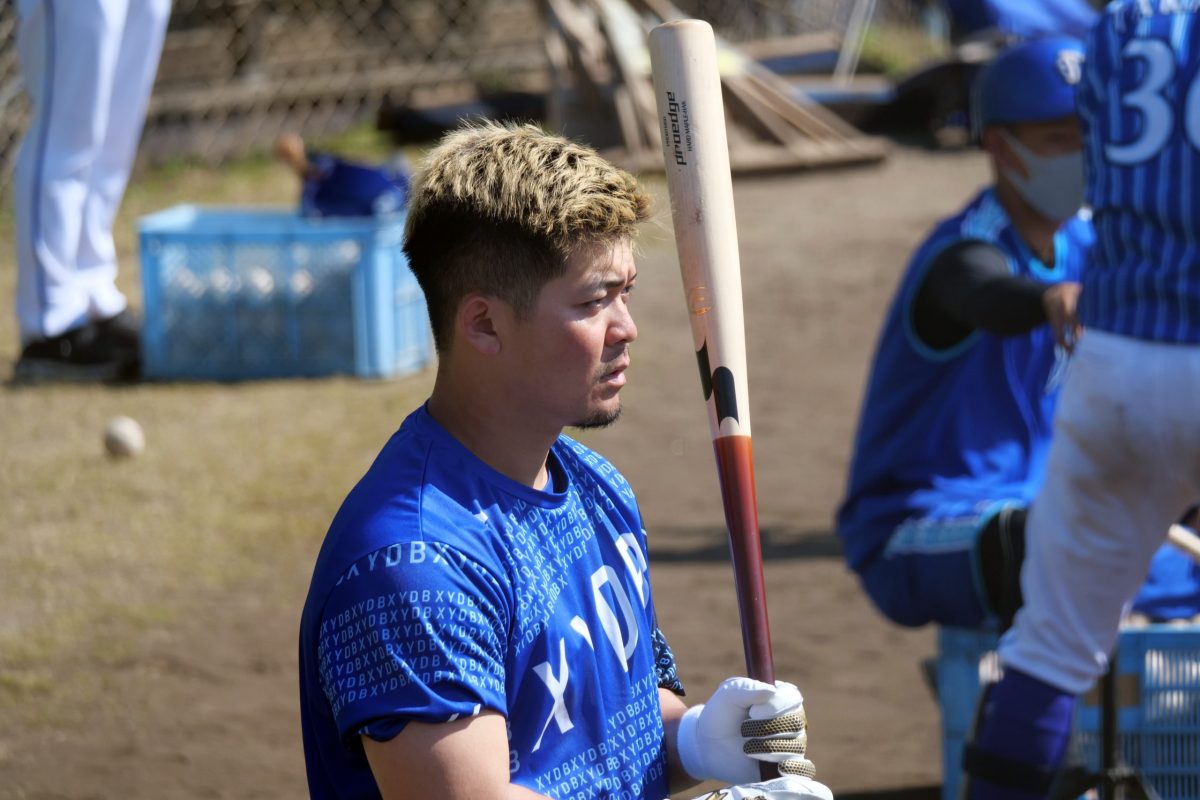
[999,132,1085,222]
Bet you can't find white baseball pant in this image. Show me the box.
[13,0,170,343]
[999,328,1200,693]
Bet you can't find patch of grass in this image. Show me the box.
[859,23,950,78]
[310,122,401,163]
[0,141,439,729]
[0,671,54,698]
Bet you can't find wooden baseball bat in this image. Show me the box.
[648,20,775,689]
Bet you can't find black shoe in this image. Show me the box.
[13,314,141,384]
[95,308,142,355]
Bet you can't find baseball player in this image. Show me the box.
[963,5,1200,799]
[940,0,1097,42]
[298,122,832,800]
[836,37,1091,632]
[12,0,171,382]
[274,133,410,218]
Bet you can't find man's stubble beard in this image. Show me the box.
[570,404,623,430]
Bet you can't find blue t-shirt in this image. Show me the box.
[836,189,1092,570]
[299,405,683,799]
[300,152,409,218]
[1133,543,1200,621]
[1077,3,1200,343]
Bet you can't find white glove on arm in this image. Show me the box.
[676,677,817,785]
[684,776,834,800]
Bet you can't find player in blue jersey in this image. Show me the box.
[299,122,832,800]
[963,6,1200,799]
[836,36,1091,632]
[941,0,1097,42]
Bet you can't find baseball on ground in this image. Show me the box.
[104,416,145,459]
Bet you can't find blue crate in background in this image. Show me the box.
[937,627,1002,800]
[937,625,1200,800]
[138,206,432,380]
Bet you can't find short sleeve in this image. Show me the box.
[314,541,512,745]
[651,624,684,696]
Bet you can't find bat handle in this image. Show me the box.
[713,436,777,783]
[714,436,775,682]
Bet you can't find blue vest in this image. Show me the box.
[300,405,680,799]
[1077,3,1200,343]
[837,189,1092,570]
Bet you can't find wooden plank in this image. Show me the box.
[147,49,545,117]
[742,71,865,145]
[737,31,842,62]
[721,74,800,147]
[628,0,879,141]
[545,0,611,90]
[734,45,878,141]
[544,26,572,133]
[742,75,888,161]
[592,0,659,151]
[559,0,888,174]
[542,0,626,152]
[611,83,648,156]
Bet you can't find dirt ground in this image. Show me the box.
[0,142,992,799]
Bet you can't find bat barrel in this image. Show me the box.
[649,19,752,442]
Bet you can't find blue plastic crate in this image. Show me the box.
[937,625,1200,800]
[937,627,1003,800]
[138,205,432,380]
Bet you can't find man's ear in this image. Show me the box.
[456,294,504,356]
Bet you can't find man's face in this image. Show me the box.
[985,114,1086,223]
[505,238,638,430]
[1000,115,1083,175]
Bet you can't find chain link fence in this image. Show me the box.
[0,0,928,196]
[675,0,925,42]
[0,8,26,199]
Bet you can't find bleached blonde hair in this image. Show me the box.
[403,121,650,351]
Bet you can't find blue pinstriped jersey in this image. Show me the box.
[1077,2,1200,342]
[836,190,1091,571]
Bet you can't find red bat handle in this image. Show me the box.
[713,435,776,782]
[713,435,774,682]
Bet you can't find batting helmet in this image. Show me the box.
[973,36,1086,130]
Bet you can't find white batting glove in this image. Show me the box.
[677,677,816,785]
[685,776,834,800]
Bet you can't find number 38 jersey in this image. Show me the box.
[1078,3,1200,343]
[299,404,683,800]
